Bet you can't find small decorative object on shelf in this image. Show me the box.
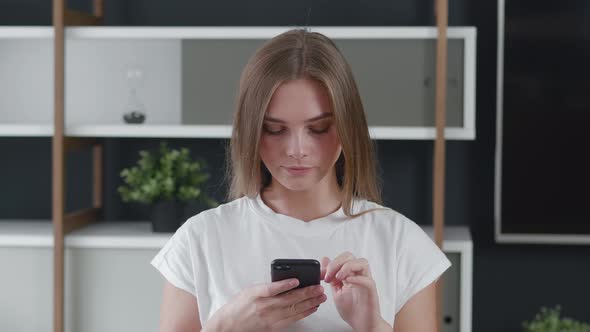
[522,305,590,332]
[123,111,146,124]
[118,141,218,232]
[123,66,147,124]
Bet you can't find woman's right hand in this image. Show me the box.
[203,278,327,332]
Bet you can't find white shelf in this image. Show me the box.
[0,26,476,40]
[64,222,171,249]
[0,124,475,140]
[369,126,474,140]
[65,124,231,138]
[0,220,471,251]
[422,225,473,253]
[0,27,52,38]
[0,124,53,137]
[63,124,474,140]
[67,26,475,39]
[0,220,53,247]
[0,220,170,249]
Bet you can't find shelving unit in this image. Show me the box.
[0,1,475,331]
[0,26,476,140]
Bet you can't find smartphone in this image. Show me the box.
[271,259,321,290]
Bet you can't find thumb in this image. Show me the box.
[320,256,331,281]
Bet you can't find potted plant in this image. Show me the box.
[522,305,590,332]
[118,141,218,232]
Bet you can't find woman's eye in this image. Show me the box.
[309,125,331,134]
[263,124,331,135]
[263,126,284,135]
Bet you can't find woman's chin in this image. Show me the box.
[276,177,317,192]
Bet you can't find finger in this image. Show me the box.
[272,304,319,331]
[320,256,331,280]
[256,278,299,298]
[324,251,355,283]
[273,284,323,308]
[278,292,327,319]
[344,275,376,290]
[335,258,371,281]
[255,286,312,316]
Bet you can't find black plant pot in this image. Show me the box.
[151,200,184,233]
[183,199,210,221]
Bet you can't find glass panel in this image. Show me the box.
[62,36,465,129]
[181,38,465,127]
[0,39,52,124]
[65,39,181,126]
[181,39,265,125]
[336,39,464,127]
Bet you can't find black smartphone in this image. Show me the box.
[271,259,321,290]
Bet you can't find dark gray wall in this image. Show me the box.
[1,0,589,330]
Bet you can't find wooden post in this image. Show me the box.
[93,144,103,208]
[52,1,104,331]
[434,0,448,331]
[94,0,104,17]
[52,0,65,331]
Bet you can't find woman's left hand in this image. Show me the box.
[321,252,389,332]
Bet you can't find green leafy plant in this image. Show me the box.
[523,306,590,332]
[118,142,218,207]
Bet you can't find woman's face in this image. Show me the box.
[259,78,342,192]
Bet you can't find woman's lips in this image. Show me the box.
[283,166,313,176]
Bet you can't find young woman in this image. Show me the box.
[151,29,451,332]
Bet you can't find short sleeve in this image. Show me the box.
[150,222,197,297]
[394,217,452,314]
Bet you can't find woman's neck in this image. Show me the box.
[261,176,342,222]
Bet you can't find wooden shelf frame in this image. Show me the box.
[52,1,104,332]
[433,0,449,330]
[44,1,455,332]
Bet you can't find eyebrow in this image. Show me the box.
[263,112,334,124]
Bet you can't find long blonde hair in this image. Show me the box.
[225,29,383,217]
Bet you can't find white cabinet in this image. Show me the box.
[0,221,472,332]
[64,248,162,332]
[0,246,53,331]
[423,226,473,332]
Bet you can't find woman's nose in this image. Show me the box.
[286,130,309,159]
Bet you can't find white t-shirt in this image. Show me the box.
[151,193,451,331]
